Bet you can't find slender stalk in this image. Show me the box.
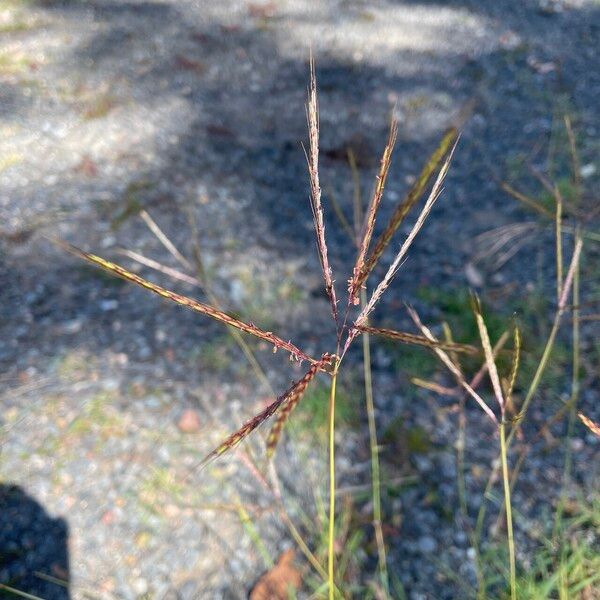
[500,419,516,600]
[443,322,468,519]
[555,191,563,303]
[554,233,580,541]
[328,361,339,599]
[236,504,274,568]
[474,239,583,591]
[564,115,581,202]
[360,287,389,595]
[475,307,563,550]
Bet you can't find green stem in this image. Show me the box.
[475,304,564,598]
[507,307,563,448]
[361,288,389,595]
[328,363,338,599]
[554,236,580,541]
[500,419,517,600]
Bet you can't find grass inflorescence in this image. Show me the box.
[57,59,594,598]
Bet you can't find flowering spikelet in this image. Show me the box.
[266,353,333,458]
[305,56,338,323]
[356,325,478,354]
[60,241,320,366]
[348,118,398,305]
[201,355,332,468]
[353,127,458,293]
[505,325,521,407]
[352,138,458,336]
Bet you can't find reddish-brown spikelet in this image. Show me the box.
[60,241,320,366]
[305,56,338,323]
[348,118,398,305]
[356,325,479,354]
[353,137,458,335]
[265,353,332,458]
[201,355,331,468]
[353,127,458,292]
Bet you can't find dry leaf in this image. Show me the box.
[578,413,600,437]
[249,550,301,600]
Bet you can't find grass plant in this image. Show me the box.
[56,61,596,598]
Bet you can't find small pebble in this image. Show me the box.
[177,409,201,433]
[418,536,438,554]
[131,577,148,596]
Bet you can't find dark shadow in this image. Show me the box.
[0,484,70,599]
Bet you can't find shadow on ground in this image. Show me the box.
[0,484,70,599]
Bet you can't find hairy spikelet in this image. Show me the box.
[348,118,398,304]
[351,139,458,340]
[505,325,521,407]
[357,325,478,354]
[60,241,320,366]
[353,127,458,292]
[472,295,505,416]
[305,56,338,323]
[201,356,331,467]
[265,353,332,458]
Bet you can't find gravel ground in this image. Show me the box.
[1,1,599,598]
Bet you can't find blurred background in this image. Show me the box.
[0,0,598,598]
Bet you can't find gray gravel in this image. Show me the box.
[1,0,599,598]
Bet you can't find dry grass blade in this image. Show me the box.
[410,377,458,396]
[500,182,553,219]
[201,359,326,467]
[559,238,583,310]
[59,241,320,366]
[354,138,458,331]
[305,56,338,323]
[353,127,458,291]
[117,248,201,287]
[265,354,331,458]
[327,185,356,244]
[473,222,538,270]
[472,295,505,415]
[407,306,498,424]
[470,330,510,391]
[555,185,563,302]
[348,148,363,241]
[564,115,581,201]
[140,209,192,270]
[578,413,600,437]
[357,325,479,354]
[348,118,398,305]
